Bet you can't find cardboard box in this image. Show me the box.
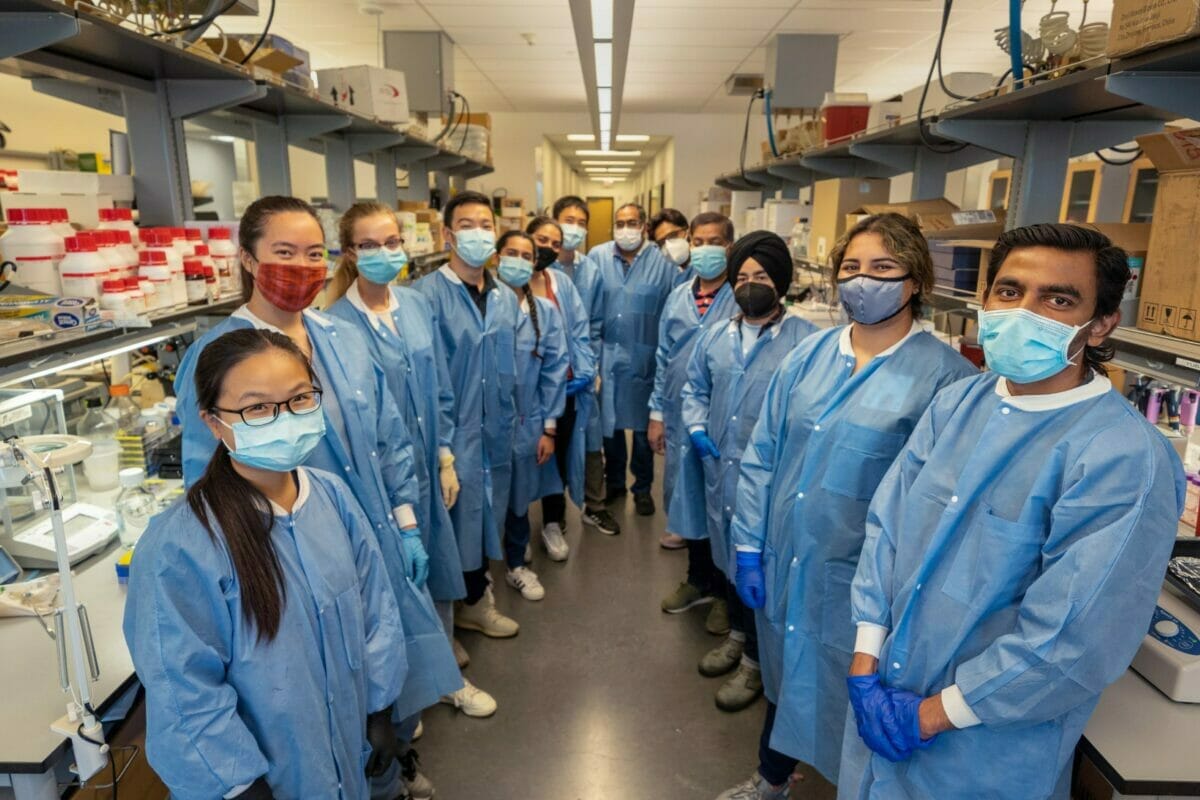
[845,198,961,232]
[1135,127,1200,340]
[810,178,890,263]
[1107,0,1200,57]
[204,36,307,87]
[0,294,101,330]
[397,201,429,212]
[316,66,410,124]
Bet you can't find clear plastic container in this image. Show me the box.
[115,467,156,547]
[2,208,65,296]
[106,384,141,433]
[789,217,811,261]
[78,398,120,491]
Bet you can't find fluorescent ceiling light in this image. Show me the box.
[599,112,611,131]
[591,0,613,39]
[581,160,635,165]
[600,134,611,151]
[576,149,642,157]
[594,42,612,87]
[616,134,650,142]
[567,134,596,142]
[597,88,612,114]
[607,167,632,173]
[585,168,610,173]
[210,134,237,143]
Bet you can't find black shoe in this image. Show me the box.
[582,506,622,535]
[605,486,628,502]
[634,492,655,516]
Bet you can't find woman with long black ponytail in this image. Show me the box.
[124,328,406,800]
[494,231,568,602]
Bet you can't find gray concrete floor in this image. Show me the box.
[415,463,837,800]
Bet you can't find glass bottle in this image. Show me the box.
[115,467,156,547]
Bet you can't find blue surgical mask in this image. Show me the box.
[452,228,496,268]
[356,246,409,284]
[498,255,533,287]
[561,223,587,251]
[838,275,912,324]
[218,410,326,472]
[978,307,1092,384]
[690,245,728,280]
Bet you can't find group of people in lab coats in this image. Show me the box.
[120,188,1184,800]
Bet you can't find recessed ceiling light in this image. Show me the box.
[580,160,635,165]
[594,42,612,86]
[607,167,632,173]
[576,149,641,157]
[567,134,595,142]
[592,0,613,39]
[616,134,650,142]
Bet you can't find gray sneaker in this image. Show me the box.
[716,661,764,712]
[699,636,744,678]
[715,772,791,800]
[706,598,731,635]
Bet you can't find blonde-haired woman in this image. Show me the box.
[327,202,493,797]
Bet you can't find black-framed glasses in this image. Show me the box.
[213,389,324,427]
[354,238,405,254]
[614,219,644,230]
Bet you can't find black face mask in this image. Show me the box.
[535,246,558,271]
[735,282,778,318]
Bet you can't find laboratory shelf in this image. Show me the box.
[0,0,493,219]
[0,298,238,380]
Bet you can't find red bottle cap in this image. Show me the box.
[66,232,98,252]
[139,250,167,266]
[208,227,232,240]
[193,244,209,256]
[102,279,125,292]
[184,260,205,276]
[186,228,202,241]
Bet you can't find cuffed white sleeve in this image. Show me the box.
[438,446,453,462]
[940,684,982,729]
[735,544,762,553]
[544,418,557,432]
[853,622,889,658]
[688,424,706,434]
[649,410,664,422]
[392,504,417,530]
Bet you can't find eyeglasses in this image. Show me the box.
[354,238,405,254]
[532,234,562,250]
[614,219,644,230]
[213,389,324,427]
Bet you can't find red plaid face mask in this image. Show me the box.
[254,261,327,312]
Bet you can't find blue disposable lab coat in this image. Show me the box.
[649,278,736,528]
[174,309,460,721]
[327,285,466,603]
[731,325,977,784]
[545,268,596,504]
[509,293,569,512]
[675,314,818,574]
[124,468,405,800]
[570,254,605,452]
[414,266,520,571]
[840,372,1185,800]
[586,240,678,435]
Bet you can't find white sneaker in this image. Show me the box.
[541,521,570,561]
[412,719,423,741]
[506,566,545,601]
[454,587,520,638]
[439,677,497,718]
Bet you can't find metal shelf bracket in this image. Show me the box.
[348,133,406,157]
[285,114,353,144]
[0,12,79,60]
[1105,72,1200,126]
[164,79,266,119]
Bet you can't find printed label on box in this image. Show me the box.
[1144,302,1160,323]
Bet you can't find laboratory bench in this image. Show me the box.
[0,542,136,800]
[1080,670,1200,798]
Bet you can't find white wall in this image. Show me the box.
[0,74,124,170]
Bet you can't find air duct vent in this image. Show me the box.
[725,74,764,96]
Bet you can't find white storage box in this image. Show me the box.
[316,66,410,124]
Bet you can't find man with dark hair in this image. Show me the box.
[547,196,621,536]
[415,190,519,719]
[840,224,1184,798]
[587,202,677,517]
[649,207,693,288]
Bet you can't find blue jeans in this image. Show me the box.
[503,508,531,570]
[603,429,654,495]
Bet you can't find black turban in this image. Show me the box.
[727,230,792,296]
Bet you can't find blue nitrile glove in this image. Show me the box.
[847,675,910,762]
[566,375,593,397]
[887,688,937,753]
[399,528,430,587]
[689,429,721,459]
[735,550,765,609]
